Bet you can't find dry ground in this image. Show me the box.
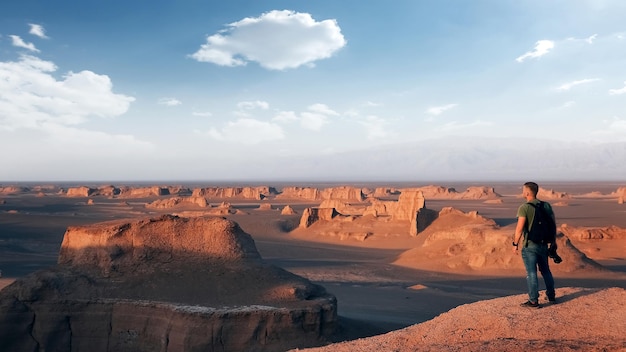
[1,181,625,347]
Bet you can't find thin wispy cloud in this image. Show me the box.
[586,34,598,44]
[237,100,269,110]
[561,101,576,109]
[28,23,49,39]
[9,35,39,52]
[272,104,338,131]
[189,10,346,70]
[206,118,285,144]
[158,97,182,106]
[556,78,600,91]
[609,81,626,95]
[515,40,554,62]
[192,111,213,117]
[426,104,458,116]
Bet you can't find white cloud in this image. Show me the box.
[585,34,598,44]
[9,35,39,52]
[0,55,135,131]
[426,103,458,116]
[272,104,337,131]
[358,115,390,139]
[272,110,298,123]
[308,103,339,116]
[300,111,329,131]
[237,100,269,110]
[561,101,576,108]
[609,81,626,95]
[189,10,346,70]
[556,78,600,91]
[515,40,554,62]
[205,118,284,144]
[158,97,182,106]
[28,24,49,39]
[192,111,213,117]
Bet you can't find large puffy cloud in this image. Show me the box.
[0,55,135,130]
[190,10,346,70]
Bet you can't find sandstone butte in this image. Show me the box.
[0,215,337,352]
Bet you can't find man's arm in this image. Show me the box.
[512,216,526,254]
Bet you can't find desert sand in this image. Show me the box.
[1,181,625,351]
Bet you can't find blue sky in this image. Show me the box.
[1,1,625,182]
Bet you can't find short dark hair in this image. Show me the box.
[524,182,539,196]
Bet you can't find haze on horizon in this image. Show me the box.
[1,1,625,182]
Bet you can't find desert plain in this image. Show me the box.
[1,181,625,351]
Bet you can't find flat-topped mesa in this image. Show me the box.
[59,215,261,274]
[299,189,432,236]
[145,196,208,209]
[66,186,97,197]
[0,186,30,194]
[191,186,274,200]
[1,215,337,351]
[537,187,571,199]
[404,185,501,200]
[277,186,364,202]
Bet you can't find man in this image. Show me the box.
[512,181,556,308]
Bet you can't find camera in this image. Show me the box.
[548,245,562,264]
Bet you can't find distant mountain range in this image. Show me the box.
[257,137,626,182]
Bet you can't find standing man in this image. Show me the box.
[512,181,556,307]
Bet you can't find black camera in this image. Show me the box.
[548,245,562,264]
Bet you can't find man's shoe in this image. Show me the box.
[547,297,557,304]
[520,300,541,308]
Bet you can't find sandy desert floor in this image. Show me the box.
[1,181,625,344]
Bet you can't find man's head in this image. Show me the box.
[523,181,539,198]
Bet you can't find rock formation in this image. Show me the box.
[394,208,607,274]
[403,185,501,200]
[299,208,340,228]
[191,186,274,200]
[298,287,626,352]
[559,224,626,240]
[277,187,364,202]
[66,186,96,197]
[281,205,297,215]
[145,196,208,209]
[118,186,170,198]
[0,186,30,194]
[537,187,571,199]
[616,186,626,204]
[298,190,431,237]
[257,203,274,211]
[0,215,337,352]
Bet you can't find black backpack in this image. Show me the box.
[526,201,556,245]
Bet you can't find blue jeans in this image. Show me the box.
[521,241,555,303]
